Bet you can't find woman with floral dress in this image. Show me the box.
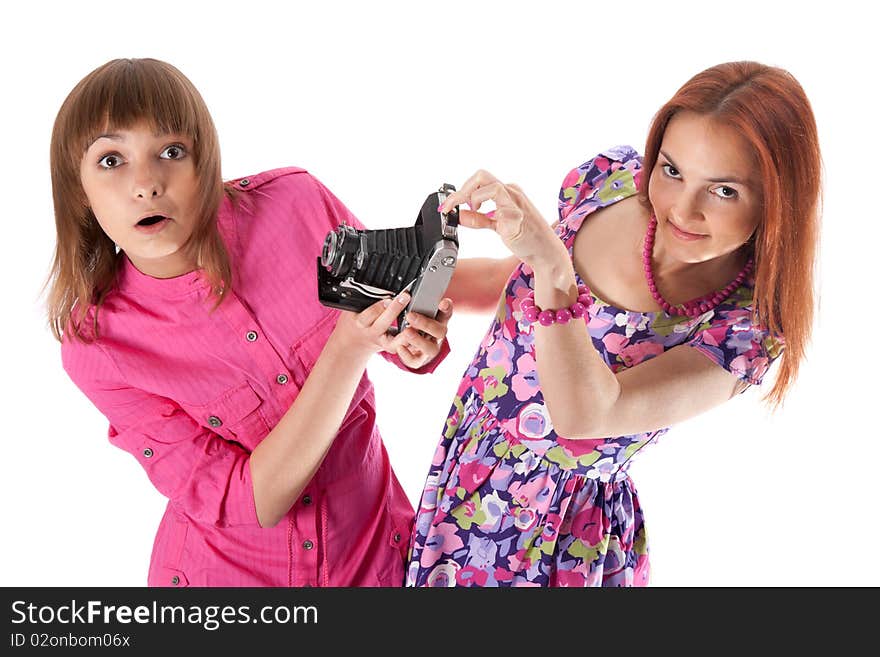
[405,61,821,586]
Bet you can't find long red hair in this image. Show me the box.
[640,61,822,407]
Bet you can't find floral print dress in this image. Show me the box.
[405,145,784,587]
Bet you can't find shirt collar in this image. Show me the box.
[117,254,207,298]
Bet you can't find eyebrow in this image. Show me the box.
[659,150,752,186]
[87,129,173,148]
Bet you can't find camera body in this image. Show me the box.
[317,184,459,332]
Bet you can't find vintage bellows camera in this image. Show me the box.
[317,184,460,332]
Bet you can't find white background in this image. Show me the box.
[2,0,877,587]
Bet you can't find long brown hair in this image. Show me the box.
[47,58,232,342]
[640,61,822,408]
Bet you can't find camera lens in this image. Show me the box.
[321,231,338,269]
[321,225,363,277]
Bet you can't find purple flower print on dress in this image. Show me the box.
[541,512,563,543]
[511,352,540,402]
[425,560,460,587]
[477,492,508,533]
[585,456,619,481]
[508,474,553,515]
[726,326,758,354]
[485,336,515,372]
[512,448,541,476]
[406,147,782,588]
[516,402,554,441]
[420,522,465,569]
[615,311,650,337]
[729,354,769,383]
[456,565,490,586]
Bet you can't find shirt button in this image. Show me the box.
[302,540,314,550]
[142,448,154,458]
[171,576,180,585]
[276,373,289,385]
[245,330,258,342]
[393,532,401,544]
[208,416,223,428]
[302,495,312,506]
[239,178,250,187]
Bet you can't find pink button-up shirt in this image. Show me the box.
[62,167,448,587]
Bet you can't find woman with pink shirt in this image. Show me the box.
[47,58,452,587]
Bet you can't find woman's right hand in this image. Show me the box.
[439,169,566,270]
[326,291,413,361]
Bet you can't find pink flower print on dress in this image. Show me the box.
[511,352,540,402]
[425,560,461,587]
[513,507,539,531]
[457,459,492,493]
[456,565,490,586]
[570,506,606,546]
[602,332,629,355]
[485,337,515,372]
[618,341,664,368]
[420,522,465,569]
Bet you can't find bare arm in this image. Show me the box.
[444,255,520,314]
[530,258,741,438]
[437,170,742,440]
[249,292,446,527]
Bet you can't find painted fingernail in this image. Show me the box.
[485,210,495,218]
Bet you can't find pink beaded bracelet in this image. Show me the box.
[520,285,591,327]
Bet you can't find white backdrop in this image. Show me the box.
[2,0,876,587]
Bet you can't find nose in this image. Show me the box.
[131,162,164,199]
[670,192,704,225]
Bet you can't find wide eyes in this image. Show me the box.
[96,142,188,170]
[98,153,123,169]
[160,144,187,160]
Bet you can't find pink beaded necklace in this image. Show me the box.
[643,215,754,317]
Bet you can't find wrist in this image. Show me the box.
[528,250,578,304]
[324,327,374,369]
[526,243,572,284]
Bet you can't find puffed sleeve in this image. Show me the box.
[62,338,260,528]
[557,145,643,226]
[311,176,452,375]
[686,306,785,386]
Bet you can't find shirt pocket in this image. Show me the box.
[179,381,271,452]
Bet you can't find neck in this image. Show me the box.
[650,229,749,293]
[642,214,753,316]
[127,249,199,279]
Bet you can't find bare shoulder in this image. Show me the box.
[572,196,656,311]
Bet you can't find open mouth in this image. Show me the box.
[137,215,168,226]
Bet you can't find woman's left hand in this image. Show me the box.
[388,298,453,369]
[439,170,567,269]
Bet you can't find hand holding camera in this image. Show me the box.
[317,184,460,334]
